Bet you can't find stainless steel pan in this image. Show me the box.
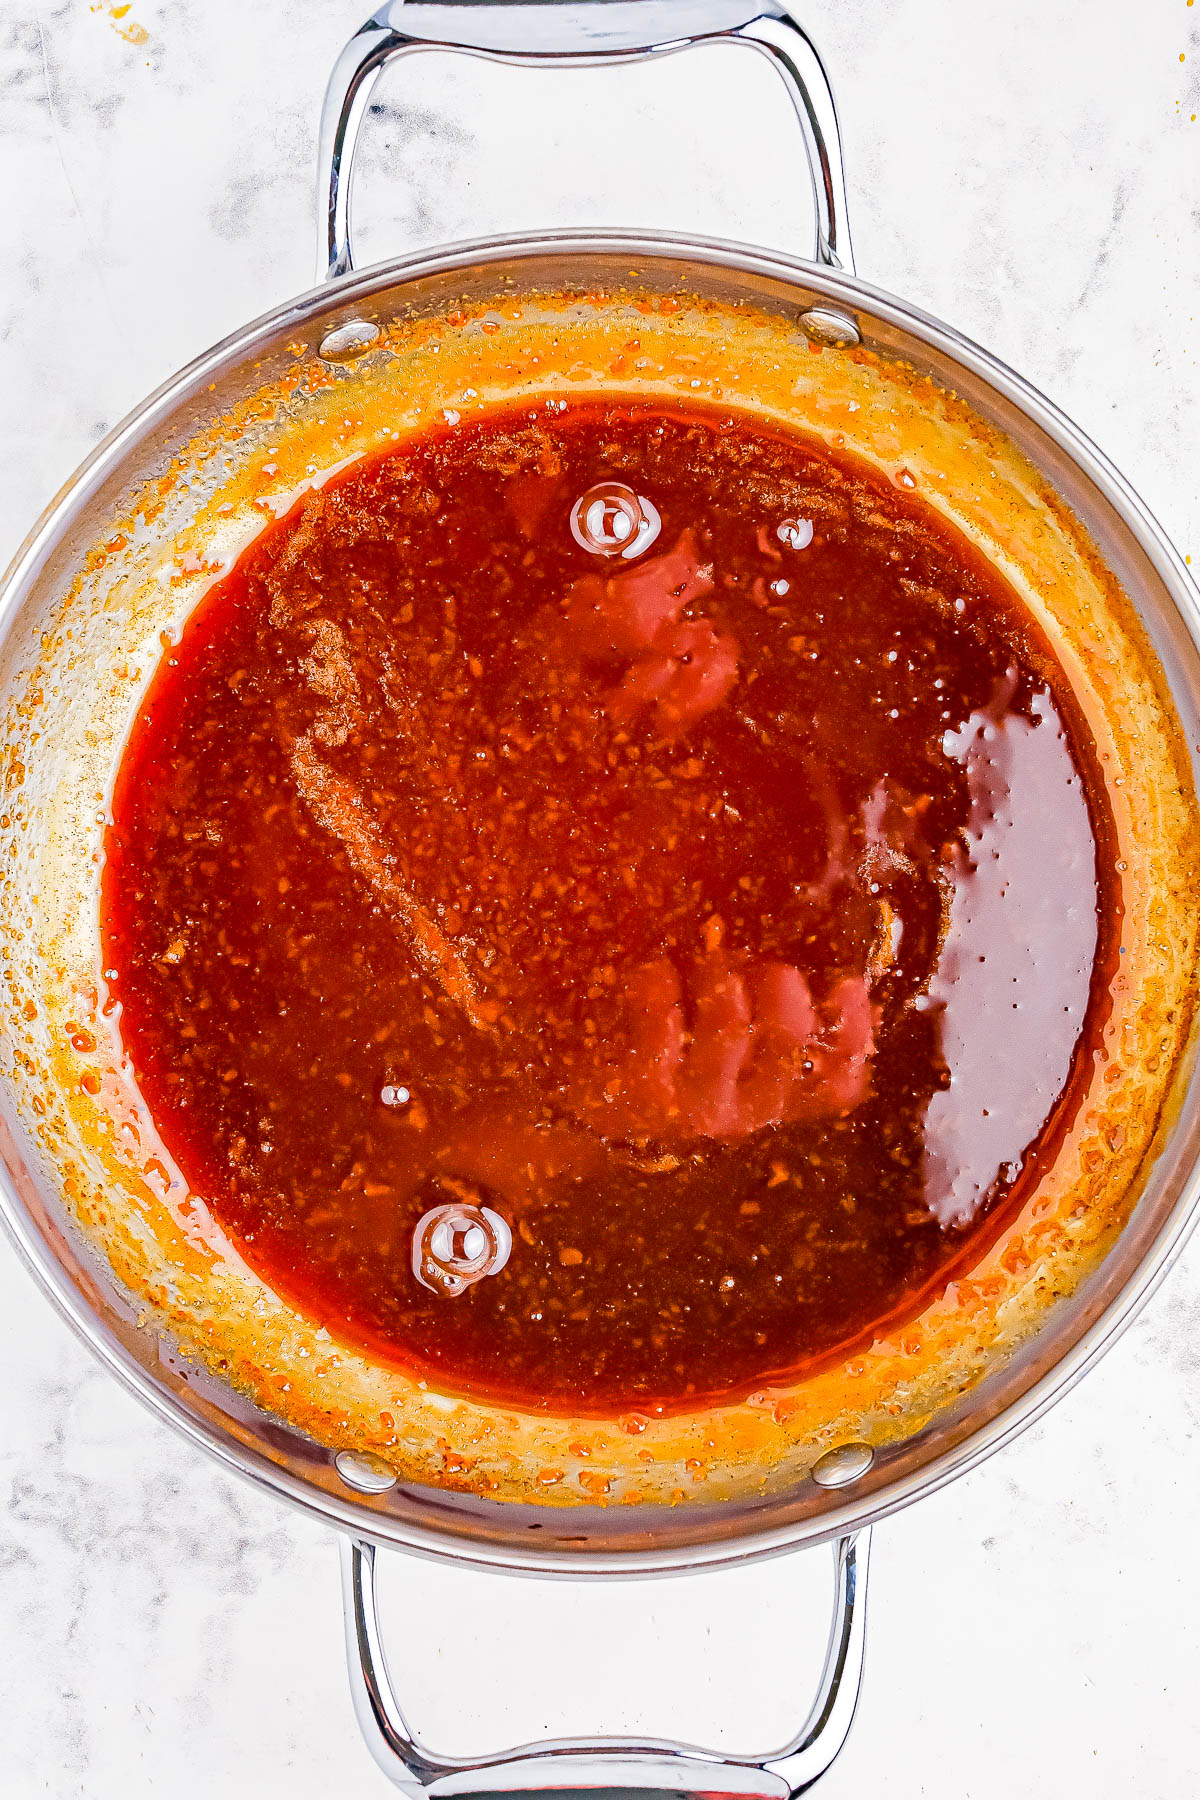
[2,4,1199,1794]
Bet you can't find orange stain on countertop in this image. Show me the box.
[90,2,149,45]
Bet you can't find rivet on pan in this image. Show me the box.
[811,1441,875,1487]
[798,308,862,349]
[335,1449,398,1493]
[318,319,381,363]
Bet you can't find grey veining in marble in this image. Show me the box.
[2,1,1199,1794]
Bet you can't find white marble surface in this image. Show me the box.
[3,1,1200,1794]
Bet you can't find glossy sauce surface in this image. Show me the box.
[102,401,1119,1412]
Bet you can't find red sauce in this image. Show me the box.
[102,401,1119,1413]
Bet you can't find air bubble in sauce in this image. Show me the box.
[777,517,814,552]
[412,1199,513,1297]
[570,482,661,560]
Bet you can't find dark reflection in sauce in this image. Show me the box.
[102,401,1119,1412]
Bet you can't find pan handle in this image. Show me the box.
[316,0,856,282]
[339,1528,870,1797]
